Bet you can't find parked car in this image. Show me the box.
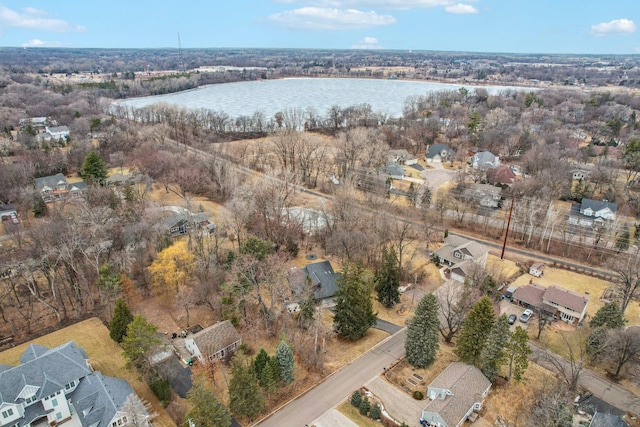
[508,314,517,325]
[520,309,533,323]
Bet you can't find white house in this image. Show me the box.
[425,144,455,163]
[435,236,490,284]
[568,198,617,228]
[184,320,242,362]
[421,362,491,427]
[36,126,70,143]
[470,151,500,169]
[0,341,149,427]
[529,263,545,278]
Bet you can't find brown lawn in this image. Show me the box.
[336,401,381,427]
[0,317,175,427]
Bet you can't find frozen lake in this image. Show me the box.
[115,77,530,119]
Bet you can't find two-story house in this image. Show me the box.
[463,184,502,208]
[389,149,419,166]
[0,341,149,427]
[512,283,589,324]
[184,320,242,362]
[435,236,490,283]
[421,362,491,427]
[568,198,618,228]
[470,151,500,169]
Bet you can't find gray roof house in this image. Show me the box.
[568,198,618,228]
[425,144,455,163]
[34,174,86,203]
[389,149,419,165]
[470,151,500,169]
[0,341,149,427]
[463,184,501,208]
[184,320,242,362]
[289,260,341,301]
[435,236,490,284]
[421,362,491,427]
[384,163,406,180]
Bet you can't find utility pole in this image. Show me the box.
[501,197,514,260]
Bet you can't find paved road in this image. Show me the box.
[530,343,640,416]
[374,318,404,334]
[255,328,407,427]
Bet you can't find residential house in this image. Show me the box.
[105,173,133,187]
[162,212,213,237]
[288,260,341,301]
[19,117,50,132]
[37,126,70,143]
[470,151,500,169]
[425,144,455,163]
[589,412,629,427]
[570,168,591,181]
[0,341,149,427]
[463,184,502,208]
[389,149,418,166]
[568,198,617,228]
[0,203,18,223]
[435,236,490,284]
[34,174,86,203]
[283,207,333,235]
[529,263,545,277]
[384,163,406,180]
[512,283,589,324]
[184,320,241,362]
[486,166,516,186]
[421,362,491,427]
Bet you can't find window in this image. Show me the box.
[123,416,128,423]
[52,398,58,407]
[112,423,117,427]
[25,395,37,405]
[2,408,14,418]
[117,419,123,425]
[65,381,76,390]
[56,412,62,420]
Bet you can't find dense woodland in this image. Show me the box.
[1,50,640,426]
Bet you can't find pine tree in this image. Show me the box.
[333,260,378,340]
[81,151,108,185]
[374,246,401,308]
[121,315,161,370]
[456,296,495,366]
[297,287,316,329]
[505,326,531,383]
[615,227,630,252]
[350,390,362,407]
[405,293,440,368]
[480,315,511,380]
[186,376,231,427]
[252,349,270,383]
[109,298,134,343]
[275,340,294,385]
[260,359,279,400]
[590,302,627,329]
[228,356,264,420]
[407,182,417,206]
[32,193,48,218]
[370,404,382,420]
[359,396,371,416]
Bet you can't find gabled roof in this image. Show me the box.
[543,285,589,313]
[47,126,69,133]
[486,166,516,185]
[426,144,454,159]
[0,203,17,215]
[305,261,341,300]
[73,372,141,427]
[449,259,476,277]
[512,283,546,308]
[472,151,497,164]
[423,362,491,427]
[445,236,490,259]
[0,341,91,403]
[384,163,405,178]
[589,412,629,427]
[191,321,241,357]
[580,198,617,214]
[34,173,67,191]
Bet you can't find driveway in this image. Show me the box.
[365,376,424,427]
[312,409,358,427]
[420,167,456,191]
[499,300,530,332]
[155,354,193,398]
[374,319,403,334]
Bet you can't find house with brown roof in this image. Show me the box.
[512,283,589,324]
[184,320,241,362]
[486,165,516,185]
[421,362,491,427]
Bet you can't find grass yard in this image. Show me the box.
[486,255,521,281]
[337,400,382,427]
[0,317,175,427]
[509,266,640,325]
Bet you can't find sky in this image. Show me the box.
[0,0,638,54]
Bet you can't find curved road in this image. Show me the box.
[254,328,407,427]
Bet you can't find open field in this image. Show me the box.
[0,317,175,427]
[510,266,640,325]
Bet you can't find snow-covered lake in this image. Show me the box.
[115,77,532,120]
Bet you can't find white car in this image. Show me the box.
[519,309,533,323]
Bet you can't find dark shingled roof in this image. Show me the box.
[192,320,242,357]
[580,198,618,214]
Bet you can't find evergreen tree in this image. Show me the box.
[359,396,371,416]
[505,326,532,383]
[374,246,401,308]
[615,227,630,252]
[407,182,417,206]
[590,302,627,329]
[420,185,432,209]
[252,349,270,382]
[480,315,511,380]
[32,193,48,218]
[260,359,279,400]
[109,298,134,343]
[370,404,382,420]
[350,390,362,407]
[297,285,316,329]
[456,296,495,366]
[228,356,264,420]
[333,260,378,340]
[81,151,108,185]
[121,315,161,370]
[405,293,440,368]
[186,376,231,427]
[275,340,294,384]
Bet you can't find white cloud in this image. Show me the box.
[591,19,636,36]
[351,36,383,48]
[21,39,67,47]
[0,5,86,32]
[444,3,477,14]
[268,7,396,30]
[273,0,458,10]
